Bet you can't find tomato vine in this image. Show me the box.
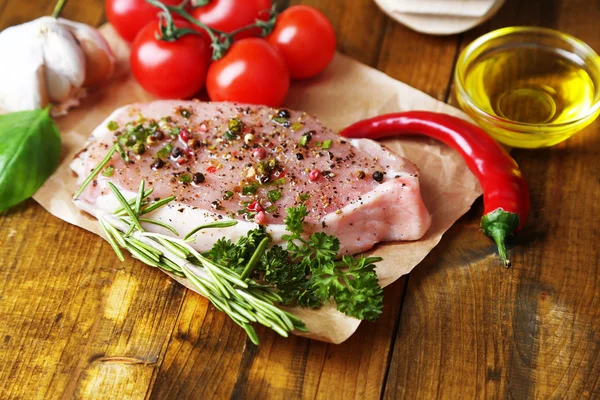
[145,0,279,60]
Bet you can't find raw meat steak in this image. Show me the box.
[71,101,431,255]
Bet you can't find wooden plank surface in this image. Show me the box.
[1,0,599,399]
[383,1,600,399]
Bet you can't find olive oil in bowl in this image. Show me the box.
[455,27,600,148]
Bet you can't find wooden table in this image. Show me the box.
[1,0,599,398]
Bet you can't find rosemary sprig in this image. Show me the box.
[80,180,305,344]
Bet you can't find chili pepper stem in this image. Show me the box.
[481,209,519,268]
[486,225,511,268]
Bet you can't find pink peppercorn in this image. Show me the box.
[184,148,194,158]
[252,147,267,159]
[179,129,191,143]
[247,201,264,213]
[308,169,321,182]
[255,211,267,225]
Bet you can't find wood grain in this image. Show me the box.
[0,201,186,399]
[383,0,600,398]
[1,0,600,399]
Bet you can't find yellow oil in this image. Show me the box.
[463,46,596,143]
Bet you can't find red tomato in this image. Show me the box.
[130,21,212,99]
[267,5,336,79]
[206,38,289,107]
[192,0,272,38]
[106,0,182,42]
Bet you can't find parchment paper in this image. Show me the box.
[33,25,481,344]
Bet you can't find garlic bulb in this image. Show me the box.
[0,17,115,116]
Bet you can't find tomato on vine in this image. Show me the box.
[130,20,212,99]
[267,5,336,79]
[206,38,290,106]
[106,0,182,42]
[191,0,273,38]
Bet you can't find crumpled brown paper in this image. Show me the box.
[33,25,481,344]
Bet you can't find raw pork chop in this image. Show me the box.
[71,101,431,255]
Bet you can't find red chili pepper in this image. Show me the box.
[206,165,217,173]
[339,111,530,267]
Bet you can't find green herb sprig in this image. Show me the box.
[205,204,385,321]
[269,205,384,320]
[74,181,305,344]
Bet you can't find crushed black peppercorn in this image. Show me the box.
[171,147,183,159]
[152,158,165,170]
[373,171,384,182]
[193,172,205,184]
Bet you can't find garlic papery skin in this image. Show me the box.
[0,17,115,116]
[58,18,116,87]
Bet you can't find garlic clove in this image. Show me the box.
[38,17,86,103]
[0,16,115,115]
[0,19,49,113]
[58,18,116,87]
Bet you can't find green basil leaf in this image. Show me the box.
[0,108,61,211]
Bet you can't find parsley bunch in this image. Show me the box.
[206,205,384,321]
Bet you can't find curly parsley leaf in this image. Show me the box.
[311,255,384,321]
[307,232,339,263]
[202,206,384,321]
[333,271,383,321]
[205,228,268,273]
[283,204,309,239]
[204,238,237,266]
[261,245,311,305]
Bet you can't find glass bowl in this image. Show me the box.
[455,26,600,148]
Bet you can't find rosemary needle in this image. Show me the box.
[108,182,143,231]
[138,218,179,236]
[73,143,117,198]
[134,180,145,215]
[183,220,238,241]
[114,188,154,216]
[139,195,176,215]
[241,237,270,280]
[99,220,124,261]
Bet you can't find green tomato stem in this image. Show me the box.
[145,0,279,60]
